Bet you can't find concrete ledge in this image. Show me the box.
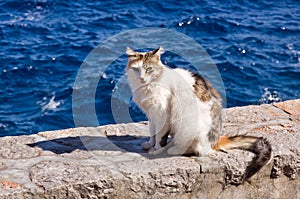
[0,100,299,198]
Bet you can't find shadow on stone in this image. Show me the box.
[27,135,149,154]
[27,135,186,160]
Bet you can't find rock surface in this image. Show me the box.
[0,100,299,199]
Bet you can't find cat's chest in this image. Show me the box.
[133,83,171,109]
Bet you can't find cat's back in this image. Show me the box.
[167,68,196,92]
[173,68,194,83]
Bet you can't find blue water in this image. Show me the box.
[0,0,299,136]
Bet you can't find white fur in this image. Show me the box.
[127,63,214,156]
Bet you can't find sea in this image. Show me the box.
[0,0,299,136]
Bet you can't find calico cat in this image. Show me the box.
[125,46,272,181]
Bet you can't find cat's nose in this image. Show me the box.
[140,77,146,83]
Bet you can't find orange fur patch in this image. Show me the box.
[213,135,229,150]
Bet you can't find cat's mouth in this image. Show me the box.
[139,77,149,84]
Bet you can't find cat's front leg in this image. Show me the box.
[144,121,169,153]
[143,104,170,153]
[148,130,170,155]
[151,117,170,153]
[154,126,169,150]
[141,121,155,150]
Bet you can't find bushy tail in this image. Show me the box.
[212,135,272,181]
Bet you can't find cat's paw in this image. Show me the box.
[148,147,156,154]
[148,147,163,155]
[141,141,153,150]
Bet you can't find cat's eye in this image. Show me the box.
[146,67,153,73]
[132,67,139,71]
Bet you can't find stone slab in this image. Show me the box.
[0,100,299,198]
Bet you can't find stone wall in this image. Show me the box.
[0,100,299,198]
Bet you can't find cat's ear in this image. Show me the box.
[151,46,165,56]
[150,47,164,62]
[126,47,136,56]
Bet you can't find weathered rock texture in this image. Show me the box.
[0,100,299,199]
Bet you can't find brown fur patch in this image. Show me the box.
[192,73,211,102]
[192,73,222,143]
[205,80,221,100]
[126,51,158,70]
[126,54,143,69]
[192,73,222,102]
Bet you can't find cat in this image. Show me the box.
[125,46,272,182]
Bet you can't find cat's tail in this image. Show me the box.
[212,135,272,181]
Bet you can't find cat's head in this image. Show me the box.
[126,47,165,84]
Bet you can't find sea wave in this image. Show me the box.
[0,0,299,136]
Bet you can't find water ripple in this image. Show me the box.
[0,0,299,136]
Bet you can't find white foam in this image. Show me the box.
[258,88,281,104]
[42,96,61,112]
